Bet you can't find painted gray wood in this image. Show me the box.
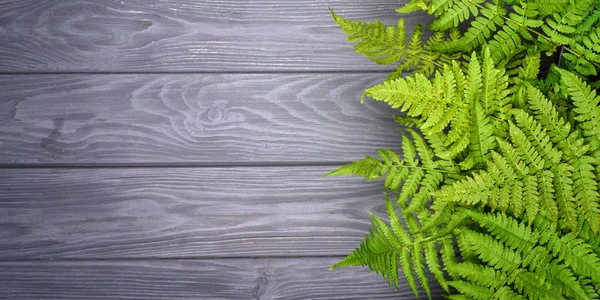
[0,0,446,298]
[0,258,443,299]
[0,0,431,72]
[0,73,403,165]
[0,166,389,259]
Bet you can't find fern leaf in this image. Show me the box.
[413,241,431,299]
[525,84,588,160]
[469,101,495,165]
[511,180,525,217]
[511,269,562,300]
[386,195,412,245]
[523,175,541,225]
[509,122,546,173]
[448,281,495,300]
[482,47,509,114]
[553,164,579,231]
[491,286,528,300]
[538,170,558,222]
[364,72,433,113]
[434,171,496,206]
[448,262,506,289]
[541,230,600,284]
[428,0,454,15]
[513,109,562,165]
[437,3,506,52]
[528,0,571,16]
[330,9,406,65]
[558,68,600,149]
[461,229,521,273]
[396,0,429,14]
[430,0,485,31]
[572,156,600,234]
[330,211,404,286]
[540,2,590,46]
[462,210,537,251]
[542,260,590,300]
[325,156,383,180]
[425,241,449,292]
[406,170,443,213]
[488,151,518,182]
[497,138,531,177]
[488,25,525,63]
[440,236,459,277]
[408,129,436,167]
[575,7,600,33]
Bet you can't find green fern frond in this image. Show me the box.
[575,7,600,34]
[448,262,506,290]
[326,136,450,211]
[436,3,506,52]
[324,156,384,180]
[429,0,486,31]
[468,101,495,166]
[425,239,449,292]
[425,0,451,15]
[527,0,571,16]
[488,25,525,63]
[330,0,600,296]
[512,109,562,165]
[329,197,405,285]
[540,1,590,45]
[448,281,495,300]
[330,195,440,298]
[433,171,496,206]
[460,212,597,299]
[553,163,579,231]
[538,228,600,284]
[461,229,521,273]
[396,0,429,14]
[558,68,600,150]
[508,121,546,173]
[525,84,589,160]
[461,209,537,251]
[572,156,600,234]
[330,9,406,65]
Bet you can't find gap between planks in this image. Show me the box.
[0,161,353,169]
[0,255,347,262]
[0,70,393,75]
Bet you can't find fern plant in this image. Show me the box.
[327,2,600,299]
[331,0,600,86]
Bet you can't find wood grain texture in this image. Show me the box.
[0,258,444,299]
[0,73,403,165]
[0,0,431,72]
[0,166,393,259]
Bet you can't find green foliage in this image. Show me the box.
[332,0,600,80]
[330,8,460,80]
[326,6,600,295]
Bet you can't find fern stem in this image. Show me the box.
[391,163,459,174]
[361,235,447,259]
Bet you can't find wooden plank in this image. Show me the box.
[0,258,443,299]
[0,0,430,72]
[0,73,402,165]
[0,166,393,259]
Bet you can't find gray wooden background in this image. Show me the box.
[0,0,443,299]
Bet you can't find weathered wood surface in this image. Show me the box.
[0,73,402,165]
[0,0,445,298]
[0,0,430,72]
[0,166,388,259]
[0,258,441,299]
